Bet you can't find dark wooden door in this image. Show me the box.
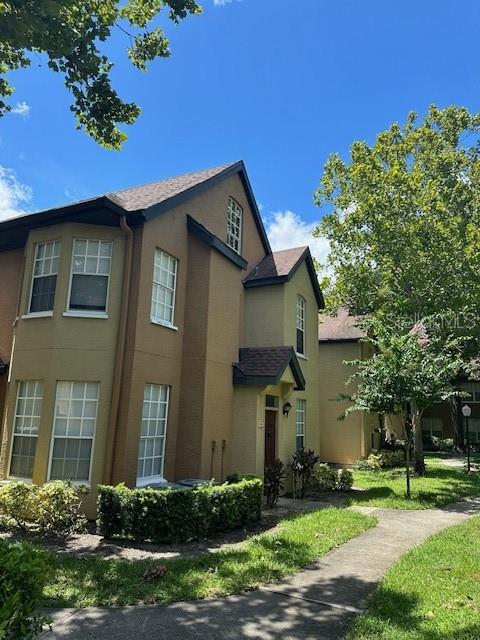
[264,410,277,468]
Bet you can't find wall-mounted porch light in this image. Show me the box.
[282,401,292,417]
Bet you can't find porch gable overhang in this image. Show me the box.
[233,346,305,390]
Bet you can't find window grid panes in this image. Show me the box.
[296,295,306,355]
[226,197,243,254]
[468,418,480,443]
[461,382,480,403]
[29,241,60,313]
[137,384,169,482]
[9,381,43,478]
[296,399,306,451]
[151,250,178,326]
[69,239,112,312]
[421,416,443,439]
[50,381,99,482]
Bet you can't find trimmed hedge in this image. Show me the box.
[0,540,52,640]
[97,478,263,543]
[0,481,87,538]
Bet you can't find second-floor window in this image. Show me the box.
[151,249,178,327]
[68,239,112,313]
[296,295,306,355]
[226,197,243,254]
[29,240,60,313]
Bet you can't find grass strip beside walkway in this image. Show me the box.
[348,457,480,509]
[346,515,480,640]
[43,507,375,608]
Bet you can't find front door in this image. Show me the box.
[264,410,277,468]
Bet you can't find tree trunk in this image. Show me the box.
[405,432,411,500]
[451,396,464,452]
[403,405,412,499]
[412,400,426,475]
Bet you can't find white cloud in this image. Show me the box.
[11,101,31,117]
[0,166,32,220]
[213,0,241,5]
[265,210,330,267]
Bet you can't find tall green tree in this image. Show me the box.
[315,105,480,336]
[315,105,480,452]
[345,319,464,488]
[0,1,201,149]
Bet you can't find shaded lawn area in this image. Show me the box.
[348,457,480,509]
[346,515,480,640]
[42,507,375,608]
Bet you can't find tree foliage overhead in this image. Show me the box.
[0,0,202,149]
[314,105,480,342]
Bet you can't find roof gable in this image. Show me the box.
[0,161,271,255]
[233,346,305,390]
[244,246,324,308]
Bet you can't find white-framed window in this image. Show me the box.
[68,239,112,313]
[137,384,170,485]
[295,399,306,451]
[461,382,480,403]
[9,381,43,478]
[468,418,480,443]
[296,295,306,355]
[265,395,279,409]
[49,381,99,482]
[151,249,178,327]
[226,197,243,254]
[421,416,443,439]
[29,241,60,313]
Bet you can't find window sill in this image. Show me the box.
[4,477,33,484]
[22,311,53,320]
[63,311,108,319]
[136,476,167,488]
[151,319,178,331]
[296,353,308,360]
[47,479,91,488]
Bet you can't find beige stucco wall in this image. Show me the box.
[318,341,370,464]
[0,248,24,436]
[235,261,322,475]
[0,223,125,516]
[111,173,268,486]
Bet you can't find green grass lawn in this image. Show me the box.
[348,456,480,509]
[42,507,375,607]
[346,516,480,640]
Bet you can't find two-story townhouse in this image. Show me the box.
[0,161,333,516]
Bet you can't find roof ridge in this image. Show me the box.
[110,161,239,199]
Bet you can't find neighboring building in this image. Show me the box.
[318,309,377,464]
[1,161,362,517]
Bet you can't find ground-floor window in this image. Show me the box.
[49,381,99,482]
[137,383,169,484]
[421,416,443,439]
[295,399,306,451]
[467,418,480,443]
[9,380,43,478]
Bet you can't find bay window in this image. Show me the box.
[68,239,112,314]
[49,381,99,482]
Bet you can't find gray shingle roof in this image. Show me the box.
[244,247,308,283]
[109,163,236,212]
[318,309,366,342]
[233,346,305,390]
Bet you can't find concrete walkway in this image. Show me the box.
[41,498,480,640]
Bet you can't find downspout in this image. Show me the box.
[104,215,134,484]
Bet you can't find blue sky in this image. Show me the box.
[2,0,480,262]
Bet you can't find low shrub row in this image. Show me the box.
[0,481,87,538]
[0,540,51,640]
[314,463,353,491]
[97,477,263,543]
[423,435,455,452]
[354,449,405,471]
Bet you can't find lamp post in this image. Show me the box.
[462,404,472,474]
